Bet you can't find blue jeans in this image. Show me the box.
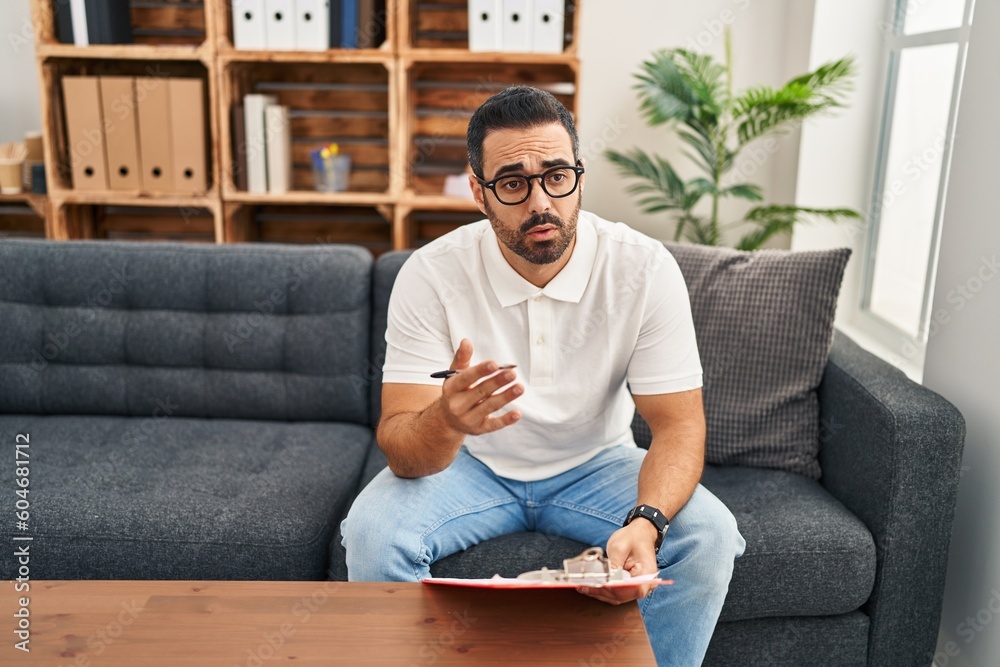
[342,445,745,666]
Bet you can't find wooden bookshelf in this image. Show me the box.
[30,0,582,250]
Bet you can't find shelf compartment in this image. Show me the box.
[0,196,48,239]
[403,60,577,195]
[35,0,210,51]
[221,60,395,197]
[130,0,207,46]
[41,58,217,196]
[51,201,219,242]
[214,0,393,54]
[223,202,393,255]
[397,205,483,248]
[402,0,577,52]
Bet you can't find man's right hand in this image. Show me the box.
[437,338,523,436]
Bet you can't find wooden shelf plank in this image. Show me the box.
[224,190,394,206]
[401,194,480,211]
[218,49,395,65]
[50,190,219,210]
[400,48,578,66]
[35,43,209,62]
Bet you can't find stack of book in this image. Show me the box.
[55,0,134,46]
[232,95,292,194]
[233,0,387,50]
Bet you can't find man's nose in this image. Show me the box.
[525,176,552,215]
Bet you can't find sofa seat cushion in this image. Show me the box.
[432,465,875,621]
[0,415,373,580]
[702,465,876,621]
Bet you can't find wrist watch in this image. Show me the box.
[624,504,669,553]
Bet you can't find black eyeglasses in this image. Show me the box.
[477,164,585,206]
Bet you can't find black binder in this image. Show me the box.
[329,0,342,48]
[84,0,134,45]
[54,0,75,44]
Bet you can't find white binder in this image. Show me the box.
[501,0,532,53]
[69,0,89,46]
[468,0,502,52]
[531,0,564,53]
[244,94,278,193]
[265,0,298,50]
[233,0,267,49]
[264,105,292,193]
[296,0,329,50]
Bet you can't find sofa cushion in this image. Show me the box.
[702,464,875,621]
[0,240,372,424]
[664,243,851,478]
[0,414,372,580]
[431,464,875,620]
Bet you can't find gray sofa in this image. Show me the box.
[0,240,965,666]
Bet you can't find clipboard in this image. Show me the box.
[423,547,674,590]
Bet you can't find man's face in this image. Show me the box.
[471,123,583,266]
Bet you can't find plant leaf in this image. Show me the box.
[744,204,862,222]
[720,183,764,201]
[737,204,862,250]
[686,217,719,246]
[633,50,697,126]
[733,57,856,145]
[677,128,717,174]
[605,148,688,214]
[736,217,796,251]
[673,49,726,121]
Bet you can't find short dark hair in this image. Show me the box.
[466,86,579,179]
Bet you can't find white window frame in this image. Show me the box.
[858,0,975,359]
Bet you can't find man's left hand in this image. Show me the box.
[577,520,660,605]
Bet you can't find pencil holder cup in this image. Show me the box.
[0,159,24,194]
[311,154,351,192]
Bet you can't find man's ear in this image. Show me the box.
[469,174,488,216]
[577,157,585,195]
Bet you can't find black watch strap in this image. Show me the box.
[624,504,669,553]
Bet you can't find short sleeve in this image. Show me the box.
[381,254,455,385]
[627,247,703,394]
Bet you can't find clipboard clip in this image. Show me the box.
[515,547,631,584]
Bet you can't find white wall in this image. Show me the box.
[577,0,814,246]
[789,0,899,364]
[0,0,42,142]
[922,0,1000,663]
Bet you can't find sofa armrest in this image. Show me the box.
[818,332,965,666]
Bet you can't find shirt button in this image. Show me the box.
[536,337,545,345]
[533,295,543,302]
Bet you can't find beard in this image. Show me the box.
[485,196,581,266]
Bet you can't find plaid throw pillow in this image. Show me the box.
[660,242,851,479]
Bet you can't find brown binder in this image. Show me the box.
[61,76,109,190]
[135,76,174,193]
[99,76,142,191]
[168,78,208,194]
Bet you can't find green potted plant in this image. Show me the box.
[606,33,861,250]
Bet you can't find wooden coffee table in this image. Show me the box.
[2,580,655,665]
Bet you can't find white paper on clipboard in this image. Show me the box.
[423,573,672,590]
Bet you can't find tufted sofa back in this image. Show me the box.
[0,240,372,424]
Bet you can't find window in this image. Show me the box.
[861,0,975,343]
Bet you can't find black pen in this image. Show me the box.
[430,364,516,379]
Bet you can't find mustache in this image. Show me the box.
[519,213,564,235]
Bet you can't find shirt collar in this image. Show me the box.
[481,211,597,307]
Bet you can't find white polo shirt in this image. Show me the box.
[382,210,702,481]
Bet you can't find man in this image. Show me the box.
[342,86,745,665]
